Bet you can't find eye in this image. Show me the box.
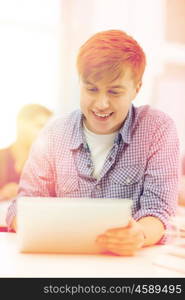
[86,87,98,92]
[108,90,121,95]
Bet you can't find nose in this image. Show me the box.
[94,94,110,111]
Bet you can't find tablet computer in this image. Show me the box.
[17,197,132,254]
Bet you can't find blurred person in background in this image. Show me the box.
[0,104,53,230]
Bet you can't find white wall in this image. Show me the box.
[0,0,61,147]
[0,0,185,152]
[58,0,165,112]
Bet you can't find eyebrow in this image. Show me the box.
[83,80,94,85]
[83,81,126,90]
[108,85,126,89]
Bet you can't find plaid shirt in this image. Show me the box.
[7,105,179,241]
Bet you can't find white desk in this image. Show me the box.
[0,233,184,278]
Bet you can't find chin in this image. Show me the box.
[95,128,112,135]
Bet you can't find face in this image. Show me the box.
[17,114,51,147]
[80,67,141,134]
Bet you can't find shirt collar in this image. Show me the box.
[70,105,134,150]
[116,104,134,145]
[69,111,87,150]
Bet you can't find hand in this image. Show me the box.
[12,217,17,232]
[178,176,185,206]
[0,182,18,201]
[96,219,145,256]
[178,194,185,207]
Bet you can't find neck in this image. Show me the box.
[11,139,29,156]
[10,140,30,173]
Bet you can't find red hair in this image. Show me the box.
[77,30,146,83]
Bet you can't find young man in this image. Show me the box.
[7,30,179,256]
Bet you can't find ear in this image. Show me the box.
[136,81,142,93]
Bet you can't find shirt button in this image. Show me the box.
[109,157,113,162]
[125,177,131,184]
[87,164,91,168]
[96,185,101,190]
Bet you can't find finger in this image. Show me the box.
[96,235,144,251]
[96,234,129,244]
[105,221,133,235]
[105,225,145,243]
[109,250,136,256]
[104,229,129,239]
[99,235,137,245]
[99,240,143,250]
[104,220,136,238]
[96,236,139,248]
[105,246,137,256]
[97,230,144,245]
[106,242,139,252]
[104,229,138,241]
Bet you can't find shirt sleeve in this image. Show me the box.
[133,117,180,243]
[178,155,185,205]
[6,126,56,230]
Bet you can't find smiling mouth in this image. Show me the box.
[92,111,113,120]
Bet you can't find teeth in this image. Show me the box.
[94,112,111,117]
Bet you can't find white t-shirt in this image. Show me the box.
[83,124,117,179]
